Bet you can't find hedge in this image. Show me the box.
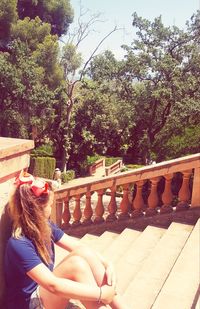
[29,157,56,179]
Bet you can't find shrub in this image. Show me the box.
[125,164,144,169]
[87,155,103,166]
[105,157,122,166]
[31,144,54,157]
[29,157,56,179]
[61,170,75,183]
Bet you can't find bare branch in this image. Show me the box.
[79,26,123,80]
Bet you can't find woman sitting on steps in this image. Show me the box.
[4,171,129,309]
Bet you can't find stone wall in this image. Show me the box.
[0,137,34,307]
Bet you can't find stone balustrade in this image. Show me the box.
[105,159,123,176]
[53,154,200,229]
[89,158,105,175]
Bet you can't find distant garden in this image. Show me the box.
[0,1,200,178]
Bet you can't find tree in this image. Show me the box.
[17,0,74,36]
[0,0,17,49]
[56,5,122,171]
[0,40,55,140]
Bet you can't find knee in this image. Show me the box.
[67,255,91,279]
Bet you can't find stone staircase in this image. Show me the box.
[55,219,200,309]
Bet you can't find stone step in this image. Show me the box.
[54,235,80,266]
[115,225,166,293]
[152,219,200,309]
[103,228,141,264]
[123,222,194,309]
[80,233,99,246]
[90,231,119,253]
[54,231,117,266]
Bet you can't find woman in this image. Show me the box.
[4,171,128,309]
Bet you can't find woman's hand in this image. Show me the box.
[105,262,117,288]
[101,285,116,304]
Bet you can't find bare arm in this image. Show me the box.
[55,233,81,252]
[56,233,116,286]
[27,264,115,303]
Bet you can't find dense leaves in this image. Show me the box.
[17,0,73,36]
[0,1,200,171]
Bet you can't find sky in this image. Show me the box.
[67,0,199,61]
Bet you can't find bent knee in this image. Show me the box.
[67,254,91,278]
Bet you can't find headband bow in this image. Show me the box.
[14,171,49,197]
[14,171,34,186]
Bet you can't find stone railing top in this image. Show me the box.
[0,137,34,159]
[55,153,200,199]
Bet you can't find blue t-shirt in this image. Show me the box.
[5,221,64,309]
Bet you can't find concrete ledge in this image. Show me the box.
[0,137,34,159]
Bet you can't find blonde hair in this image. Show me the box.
[8,182,54,264]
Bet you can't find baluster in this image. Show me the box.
[146,177,161,216]
[160,174,174,213]
[132,180,145,217]
[51,198,63,227]
[72,194,82,225]
[191,167,200,207]
[106,186,117,222]
[176,170,192,211]
[119,184,131,219]
[94,189,105,223]
[83,190,93,224]
[62,196,71,226]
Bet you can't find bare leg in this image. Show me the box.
[39,252,107,309]
[70,246,130,309]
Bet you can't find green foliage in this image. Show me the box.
[29,156,56,179]
[157,125,200,160]
[31,144,54,157]
[61,43,82,77]
[11,16,51,50]
[61,170,75,183]
[32,34,64,88]
[0,0,17,40]
[105,157,122,167]
[17,0,74,36]
[0,40,56,139]
[125,164,144,169]
[86,154,103,166]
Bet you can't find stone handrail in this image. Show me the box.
[89,158,105,175]
[105,160,123,176]
[52,154,200,229]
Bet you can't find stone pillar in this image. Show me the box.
[94,189,105,223]
[191,167,200,207]
[72,195,82,225]
[146,177,161,216]
[83,189,93,224]
[62,197,71,226]
[119,184,131,219]
[132,180,145,217]
[106,186,117,221]
[177,170,192,211]
[160,174,174,213]
[51,199,63,227]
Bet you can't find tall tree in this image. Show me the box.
[17,0,74,36]
[0,0,17,49]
